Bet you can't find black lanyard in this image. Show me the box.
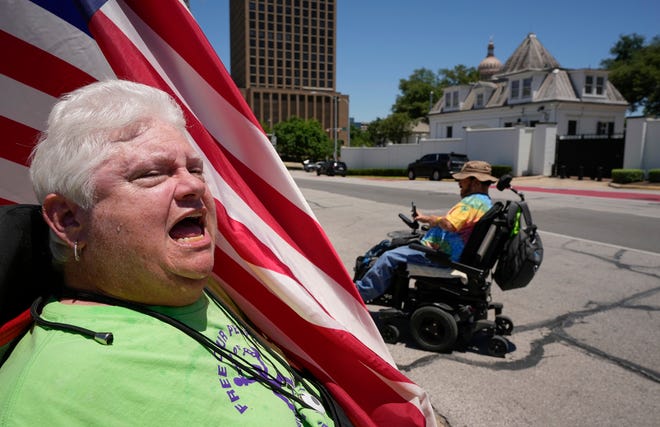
[30,290,321,413]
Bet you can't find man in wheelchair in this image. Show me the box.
[354,166,542,356]
[355,161,497,302]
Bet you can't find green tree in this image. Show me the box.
[380,113,413,144]
[364,118,388,146]
[392,68,440,121]
[347,123,375,147]
[601,33,660,115]
[273,116,332,161]
[437,64,480,87]
[391,65,480,122]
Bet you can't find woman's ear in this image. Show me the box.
[41,194,85,247]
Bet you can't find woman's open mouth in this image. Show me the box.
[169,213,206,243]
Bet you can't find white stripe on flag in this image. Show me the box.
[1,0,114,81]
[0,159,37,204]
[0,75,56,131]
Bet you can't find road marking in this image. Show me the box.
[542,230,660,257]
[516,186,660,202]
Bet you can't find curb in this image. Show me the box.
[608,182,660,191]
[288,166,660,193]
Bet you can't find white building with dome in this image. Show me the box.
[428,33,628,141]
[341,33,660,177]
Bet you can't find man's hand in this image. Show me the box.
[416,214,457,232]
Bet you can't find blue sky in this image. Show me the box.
[190,0,660,123]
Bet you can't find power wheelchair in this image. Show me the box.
[353,175,538,357]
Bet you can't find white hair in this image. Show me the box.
[30,79,188,207]
[29,80,190,262]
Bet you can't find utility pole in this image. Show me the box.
[333,95,338,161]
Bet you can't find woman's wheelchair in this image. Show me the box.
[353,175,542,357]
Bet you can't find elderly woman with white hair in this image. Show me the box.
[0,80,347,426]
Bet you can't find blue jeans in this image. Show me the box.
[355,245,438,302]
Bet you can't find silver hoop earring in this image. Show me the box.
[74,241,81,262]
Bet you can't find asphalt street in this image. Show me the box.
[292,170,660,427]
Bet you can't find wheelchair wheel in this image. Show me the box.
[379,323,400,344]
[410,306,458,352]
[495,315,514,336]
[487,335,508,357]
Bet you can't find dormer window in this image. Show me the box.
[476,93,484,108]
[445,91,459,109]
[511,80,519,98]
[585,75,605,95]
[511,78,532,100]
[597,77,604,94]
[445,90,459,110]
[522,78,532,98]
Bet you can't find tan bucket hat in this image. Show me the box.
[452,160,498,182]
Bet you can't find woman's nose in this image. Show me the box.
[175,169,206,200]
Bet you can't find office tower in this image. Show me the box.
[229,0,349,154]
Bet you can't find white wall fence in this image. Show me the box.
[623,117,660,174]
[341,124,557,176]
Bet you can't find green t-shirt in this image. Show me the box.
[0,294,334,427]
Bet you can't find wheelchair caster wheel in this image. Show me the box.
[487,335,508,357]
[410,306,458,352]
[495,315,514,336]
[379,323,400,344]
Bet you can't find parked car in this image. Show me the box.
[317,160,348,177]
[302,159,323,172]
[407,152,469,181]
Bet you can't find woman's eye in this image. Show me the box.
[141,171,161,178]
[189,167,205,178]
[131,170,163,182]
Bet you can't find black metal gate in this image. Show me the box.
[554,135,625,178]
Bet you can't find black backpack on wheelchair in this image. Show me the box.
[354,175,542,356]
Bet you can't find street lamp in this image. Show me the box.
[332,95,350,158]
[346,103,351,147]
[333,95,338,161]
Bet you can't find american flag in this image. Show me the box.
[0,1,436,425]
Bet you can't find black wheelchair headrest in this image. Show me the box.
[0,204,63,325]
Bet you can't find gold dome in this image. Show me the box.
[478,40,502,80]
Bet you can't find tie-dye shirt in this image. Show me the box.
[420,193,492,261]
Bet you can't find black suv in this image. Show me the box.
[316,160,347,177]
[407,152,469,181]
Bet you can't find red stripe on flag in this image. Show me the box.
[213,201,336,318]
[219,148,358,291]
[214,202,295,278]
[124,0,259,130]
[0,29,96,98]
[0,116,39,167]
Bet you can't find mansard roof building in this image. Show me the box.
[428,33,628,140]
